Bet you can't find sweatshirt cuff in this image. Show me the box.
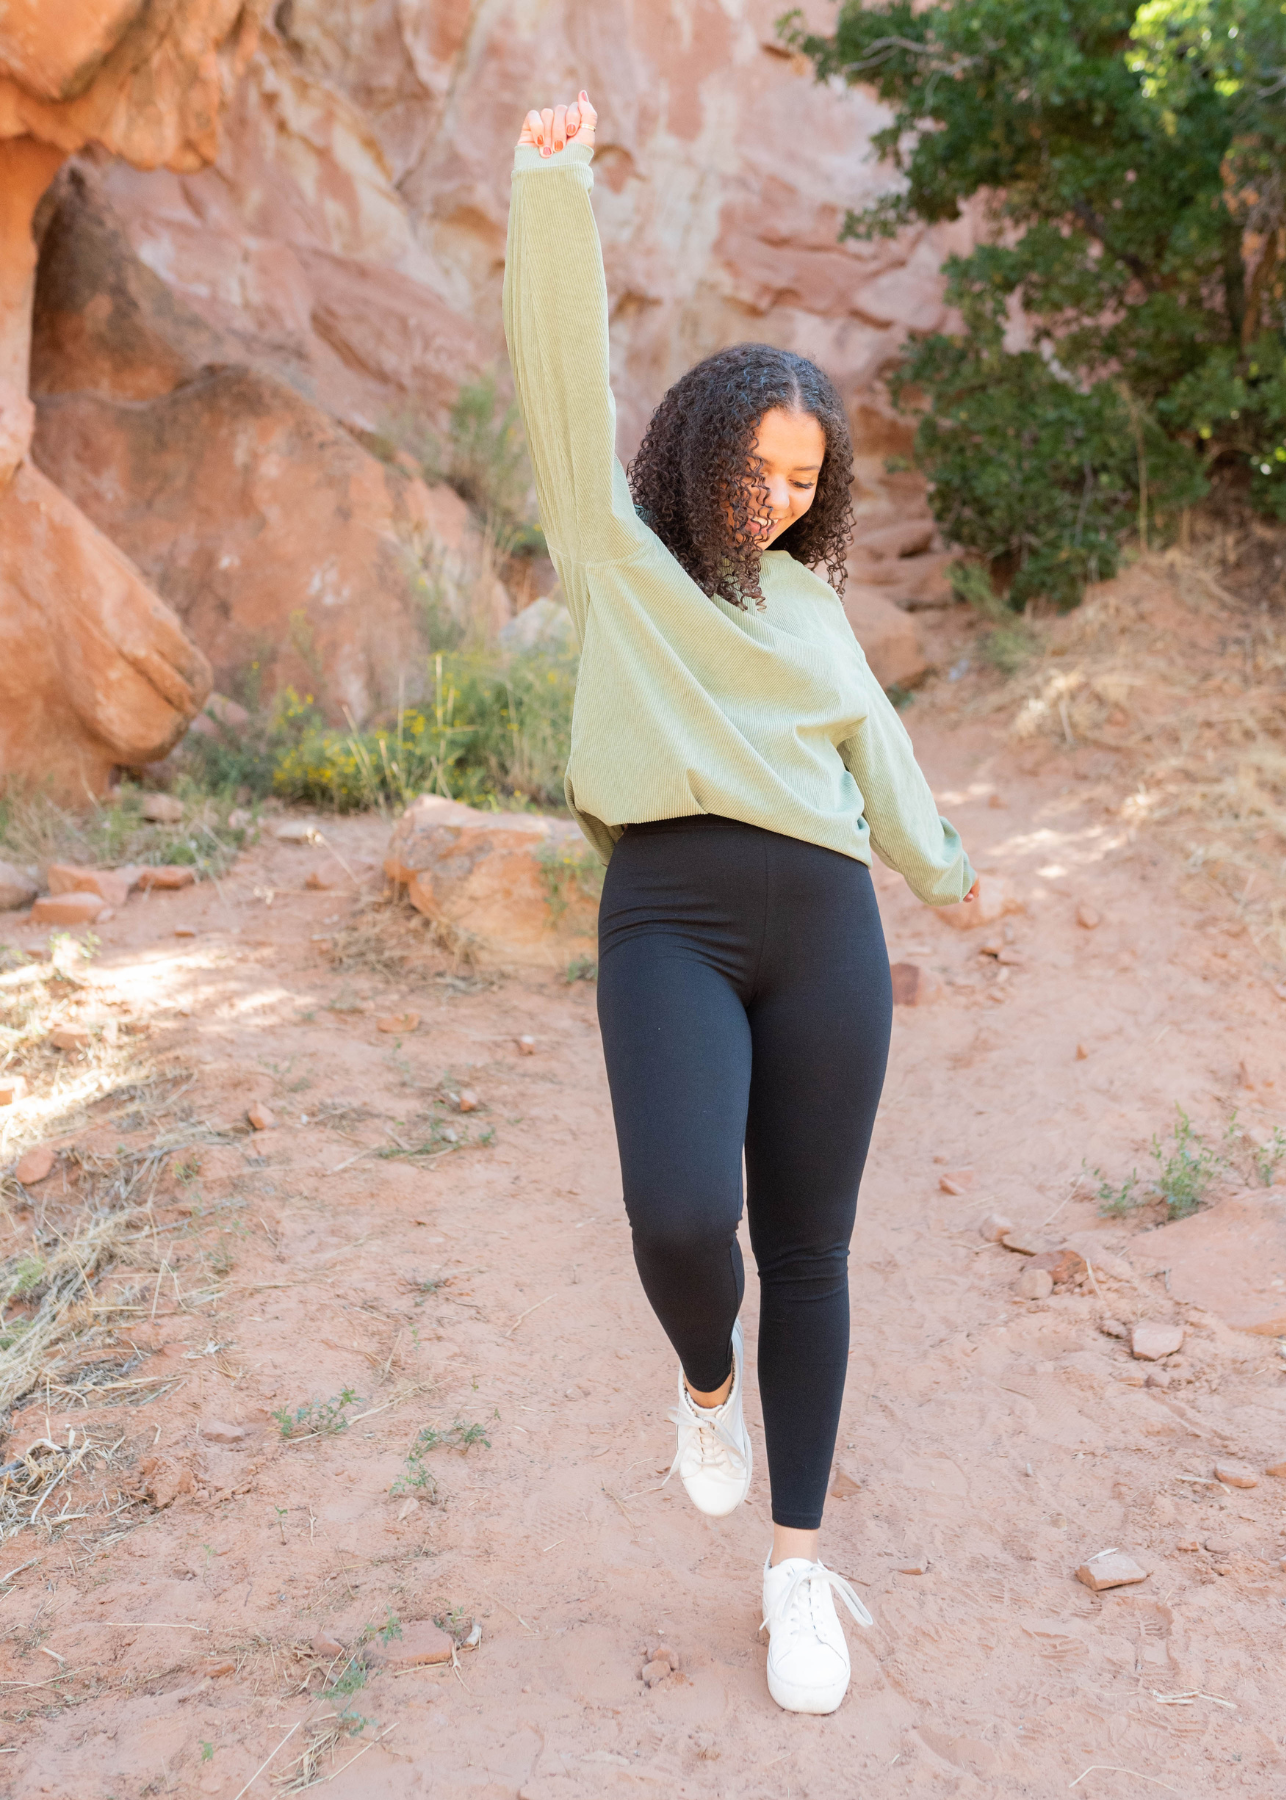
[513,141,595,176]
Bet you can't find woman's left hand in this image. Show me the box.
[962,878,981,904]
[518,90,597,157]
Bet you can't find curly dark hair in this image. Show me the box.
[626,344,855,610]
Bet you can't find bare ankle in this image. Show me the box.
[684,1370,733,1410]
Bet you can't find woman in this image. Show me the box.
[504,92,977,1716]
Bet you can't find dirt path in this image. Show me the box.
[2,678,1285,1798]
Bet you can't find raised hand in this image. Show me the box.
[517,90,597,157]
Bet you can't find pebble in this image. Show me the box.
[199,1420,248,1445]
[311,1632,345,1659]
[0,859,38,911]
[1099,1318,1129,1340]
[1076,903,1101,929]
[1017,1266,1054,1301]
[173,926,198,939]
[1001,1230,1057,1256]
[977,1212,1014,1242]
[201,1658,237,1678]
[1027,1248,1088,1286]
[0,1076,29,1107]
[275,821,321,843]
[1075,1043,1090,1060]
[32,892,107,926]
[247,1103,277,1131]
[938,1168,975,1195]
[640,1659,670,1687]
[646,1641,680,1671]
[50,1025,91,1051]
[1176,1538,1201,1552]
[829,1467,861,1500]
[1145,1369,1171,1389]
[516,1035,536,1055]
[1213,1459,1258,1489]
[142,794,184,824]
[14,1145,55,1185]
[304,870,331,890]
[135,866,196,889]
[458,1089,480,1112]
[1075,1551,1149,1591]
[897,1553,929,1575]
[1131,1321,1185,1361]
[365,1619,456,1669]
[46,863,134,908]
[1266,1459,1286,1478]
[890,962,942,1006]
[377,1013,420,1034]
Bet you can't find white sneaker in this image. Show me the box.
[664,1318,752,1517]
[761,1553,873,1714]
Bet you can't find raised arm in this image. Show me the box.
[503,93,646,574]
[840,667,976,908]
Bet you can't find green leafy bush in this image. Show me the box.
[785,0,1286,607]
[271,648,577,813]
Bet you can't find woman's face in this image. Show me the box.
[744,407,826,547]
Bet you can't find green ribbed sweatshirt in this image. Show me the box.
[502,141,974,906]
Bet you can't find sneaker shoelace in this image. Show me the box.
[762,1562,873,1638]
[664,1392,747,1486]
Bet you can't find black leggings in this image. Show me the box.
[597,816,892,1531]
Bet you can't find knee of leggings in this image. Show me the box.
[627,1203,741,1264]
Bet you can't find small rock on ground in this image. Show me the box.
[1213,1460,1258,1489]
[1076,1552,1149,1591]
[136,866,196,889]
[247,1103,277,1131]
[32,892,107,925]
[1076,903,1101,929]
[199,1420,248,1445]
[14,1144,55,1184]
[1017,1266,1054,1300]
[1131,1321,1185,1361]
[365,1620,455,1669]
[939,1168,975,1195]
[0,859,38,911]
[978,1212,1013,1242]
[890,962,942,1006]
[142,794,184,823]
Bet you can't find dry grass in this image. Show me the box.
[326,893,476,978]
[995,547,1286,965]
[0,783,251,885]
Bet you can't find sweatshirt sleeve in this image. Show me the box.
[502,143,647,580]
[839,669,975,907]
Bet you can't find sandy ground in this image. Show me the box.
[2,656,1286,1798]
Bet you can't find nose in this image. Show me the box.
[765,474,792,517]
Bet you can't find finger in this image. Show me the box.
[539,106,554,156]
[577,90,598,133]
[519,108,543,147]
[566,99,580,136]
[552,102,568,152]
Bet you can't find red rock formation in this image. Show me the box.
[29,166,506,723]
[0,2,268,800]
[99,3,973,505]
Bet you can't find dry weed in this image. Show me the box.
[998,547,1286,963]
[326,893,476,978]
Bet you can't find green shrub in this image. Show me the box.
[785,0,1286,607]
[271,648,577,814]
